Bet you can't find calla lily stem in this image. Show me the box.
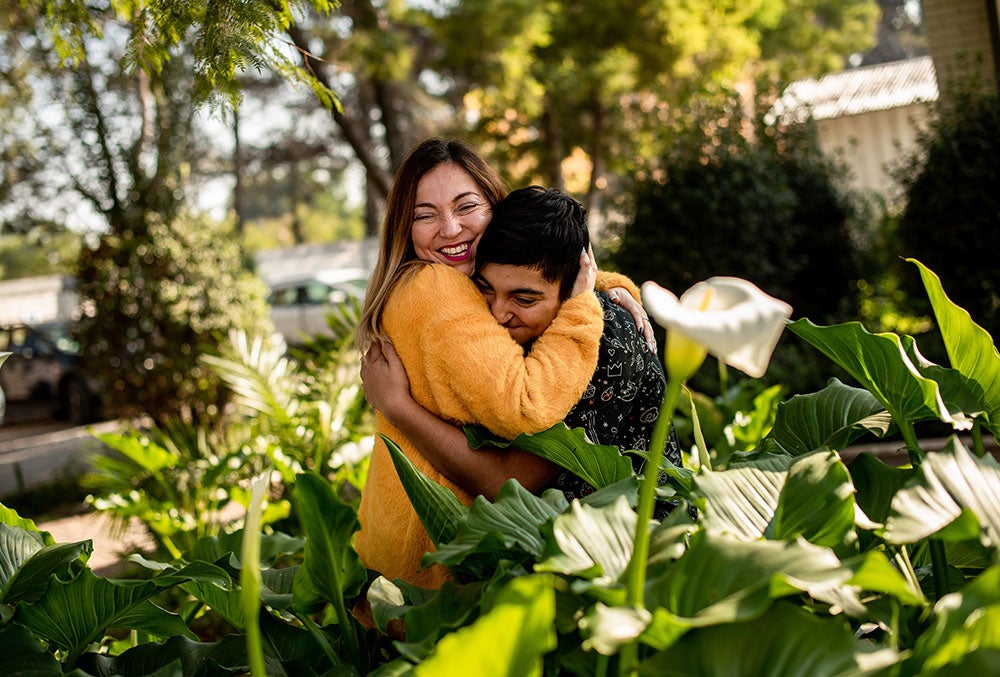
[627,375,683,605]
[621,375,682,676]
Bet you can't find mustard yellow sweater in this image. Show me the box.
[354,264,639,588]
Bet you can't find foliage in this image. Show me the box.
[894,84,1000,349]
[4,259,1000,675]
[28,0,338,108]
[76,214,273,423]
[610,95,865,395]
[0,231,80,279]
[83,310,373,560]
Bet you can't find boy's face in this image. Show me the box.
[474,263,562,346]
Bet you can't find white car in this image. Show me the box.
[268,268,369,345]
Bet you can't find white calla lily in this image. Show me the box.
[641,277,793,379]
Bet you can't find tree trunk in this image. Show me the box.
[232,110,246,234]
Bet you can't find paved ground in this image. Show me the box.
[36,508,156,577]
[2,414,158,576]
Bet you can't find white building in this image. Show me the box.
[773,56,939,202]
[0,275,80,325]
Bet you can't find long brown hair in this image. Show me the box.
[356,138,507,352]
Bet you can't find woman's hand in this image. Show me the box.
[570,245,598,298]
[361,338,416,425]
[608,286,657,353]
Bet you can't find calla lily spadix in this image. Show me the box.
[641,277,793,379]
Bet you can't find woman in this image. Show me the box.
[354,138,644,589]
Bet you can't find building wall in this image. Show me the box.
[0,275,80,325]
[816,102,932,202]
[923,0,999,95]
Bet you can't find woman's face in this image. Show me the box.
[411,163,493,276]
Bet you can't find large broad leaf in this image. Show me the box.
[14,567,219,660]
[0,623,64,676]
[78,633,256,677]
[383,434,468,547]
[788,318,966,430]
[290,472,367,611]
[766,451,857,550]
[909,564,1000,674]
[884,437,1000,548]
[0,504,56,544]
[535,496,637,587]
[646,532,854,630]
[426,479,566,569]
[413,574,557,677]
[900,334,982,426]
[369,576,484,645]
[466,422,635,490]
[911,258,1000,434]
[1,527,92,606]
[694,455,792,539]
[849,453,915,525]
[764,378,890,455]
[638,601,899,676]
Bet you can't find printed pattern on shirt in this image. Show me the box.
[543,291,681,505]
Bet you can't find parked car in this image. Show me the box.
[267,268,369,345]
[0,321,102,424]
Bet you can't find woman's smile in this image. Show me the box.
[411,163,492,276]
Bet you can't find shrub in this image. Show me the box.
[894,84,1000,347]
[75,214,273,423]
[609,98,864,394]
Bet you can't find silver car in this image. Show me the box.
[267,268,368,345]
[0,322,102,424]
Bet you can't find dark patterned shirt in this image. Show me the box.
[543,291,680,505]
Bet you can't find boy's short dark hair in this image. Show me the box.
[475,186,589,300]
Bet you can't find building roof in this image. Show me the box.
[773,56,938,123]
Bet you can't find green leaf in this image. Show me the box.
[427,479,565,568]
[695,455,792,539]
[911,258,1000,433]
[77,633,253,677]
[414,574,556,676]
[764,378,890,455]
[535,497,637,585]
[383,434,468,547]
[638,602,899,676]
[848,453,914,525]
[290,472,367,611]
[15,568,198,659]
[399,579,486,645]
[767,451,857,549]
[910,564,1000,673]
[0,503,55,544]
[0,623,64,676]
[788,318,966,430]
[4,537,93,605]
[884,437,1000,547]
[647,531,856,626]
[466,422,634,490]
[845,550,925,606]
[92,429,179,473]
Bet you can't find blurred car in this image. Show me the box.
[0,321,102,424]
[267,268,369,345]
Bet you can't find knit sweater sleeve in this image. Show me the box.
[384,264,603,440]
[595,270,641,303]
